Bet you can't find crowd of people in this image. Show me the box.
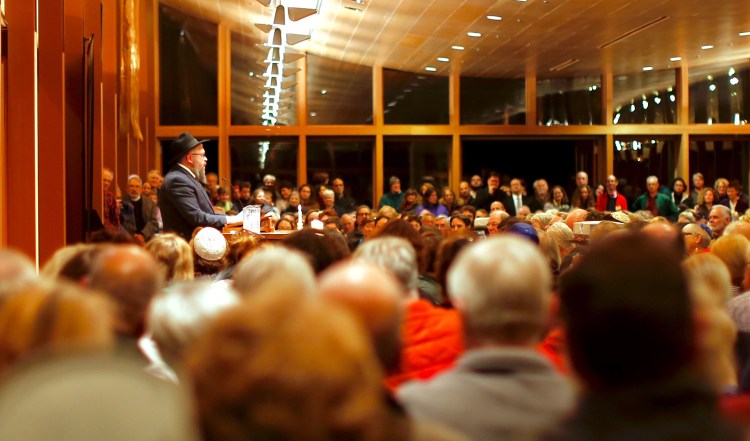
[4,160,750,440]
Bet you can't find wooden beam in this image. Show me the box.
[373,65,383,207]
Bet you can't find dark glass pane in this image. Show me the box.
[460,77,525,125]
[383,69,448,125]
[158,3,218,125]
[613,137,677,203]
[537,77,602,125]
[159,138,219,176]
[307,137,374,206]
[383,137,450,193]
[231,31,298,126]
[689,138,750,189]
[689,62,750,124]
[307,54,372,125]
[461,138,583,192]
[612,69,677,124]
[229,137,297,188]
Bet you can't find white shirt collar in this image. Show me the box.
[178,163,196,178]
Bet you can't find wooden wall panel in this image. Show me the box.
[38,0,67,265]
[5,0,37,261]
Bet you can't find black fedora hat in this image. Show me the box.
[167,132,209,166]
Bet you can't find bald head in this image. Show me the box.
[89,245,164,338]
[318,262,404,371]
[0,249,36,299]
[566,208,589,232]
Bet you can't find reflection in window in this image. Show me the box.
[537,77,602,125]
[689,63,749,125]
[689,139,749,188]
[159,4,218,125]
[307,55,372,125]
[612,70,677,124]
[383,70,448,125]
[383,138,450,194]
[230,32,297,126]
[613,138,676,199]
[460,77,525,125]
[307,138,374,206]
[229,137,297,187]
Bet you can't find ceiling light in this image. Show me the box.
[670,57,681,62]
[739,32,750,37]
[451,45,464,50]
[701,45,714,50]
[467,32,481,38]
[320,89,327,95]
[437,57,449,62]
[425,66,437,72]
[309,112,317,117]
[642,66,653,71]
[487,15,502,21]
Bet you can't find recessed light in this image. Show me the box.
[437,57,449,62]
[643,66,653,71]
[467,32,482,38]
[487,15,502,21]
[739,32,750,37]
[451,45,465,50]
[309,112,317,117]
[515,0,528,2]
[320,89,327,95]
[701,45,714,50]
[670,57,681,62]
[425,66,437,72]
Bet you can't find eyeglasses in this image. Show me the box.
[190,152,207,158]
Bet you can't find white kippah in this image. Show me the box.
[193,227,227,261]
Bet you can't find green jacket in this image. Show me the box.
[632,192,679,221]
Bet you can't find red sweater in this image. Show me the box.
[385,299,464,391]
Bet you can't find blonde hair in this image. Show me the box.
[710,234,750,288]
[145,233,194,282]
[0,281,114,373]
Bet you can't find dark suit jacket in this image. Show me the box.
[471,188,512,213]
[505,193,536,216]
[122,195,159,240]
[159,166,227,240]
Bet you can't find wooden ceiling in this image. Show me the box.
[162,0,750,78]
[160,0,750,125]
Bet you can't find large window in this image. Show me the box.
[613,137,678,201]
[461,77,525,125]
[537,76,602,125]
[689,62,749,125]
[383,137,450,193]
[307,137,374,205]
[383,69,449,125]
[689,138,749,189]
[230,31,298,126]
[229,137,297,188]
[158,4,218,125]
[306,54,372,125]
[612,69,677,124]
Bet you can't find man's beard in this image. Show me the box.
[193,166,207,185]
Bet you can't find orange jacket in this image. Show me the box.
[386,299,464,391]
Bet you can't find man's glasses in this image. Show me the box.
[191,152,207,158]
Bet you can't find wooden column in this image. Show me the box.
[100,0,118,202]
[0,3,8,245]
[64,0,86,243]
[296,56,307,186]
[38,0,67,265]
[449,70,461,191]
[675,67,690,180]
[372,65,383,207]
[601,71,614,180]
[5,0,38,261]
[218,23,230,181]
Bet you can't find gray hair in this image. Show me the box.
[646,175,659,184]
[353,237,418,292]
[233,245,316,297]
[447,235,551,344]
[711,205,732,222]
[147,280,239,361]
[531,212,554,230]
[546,222,575,251]
[322,189,335,198]
[683,223,711,249]
[127,174,142,185]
